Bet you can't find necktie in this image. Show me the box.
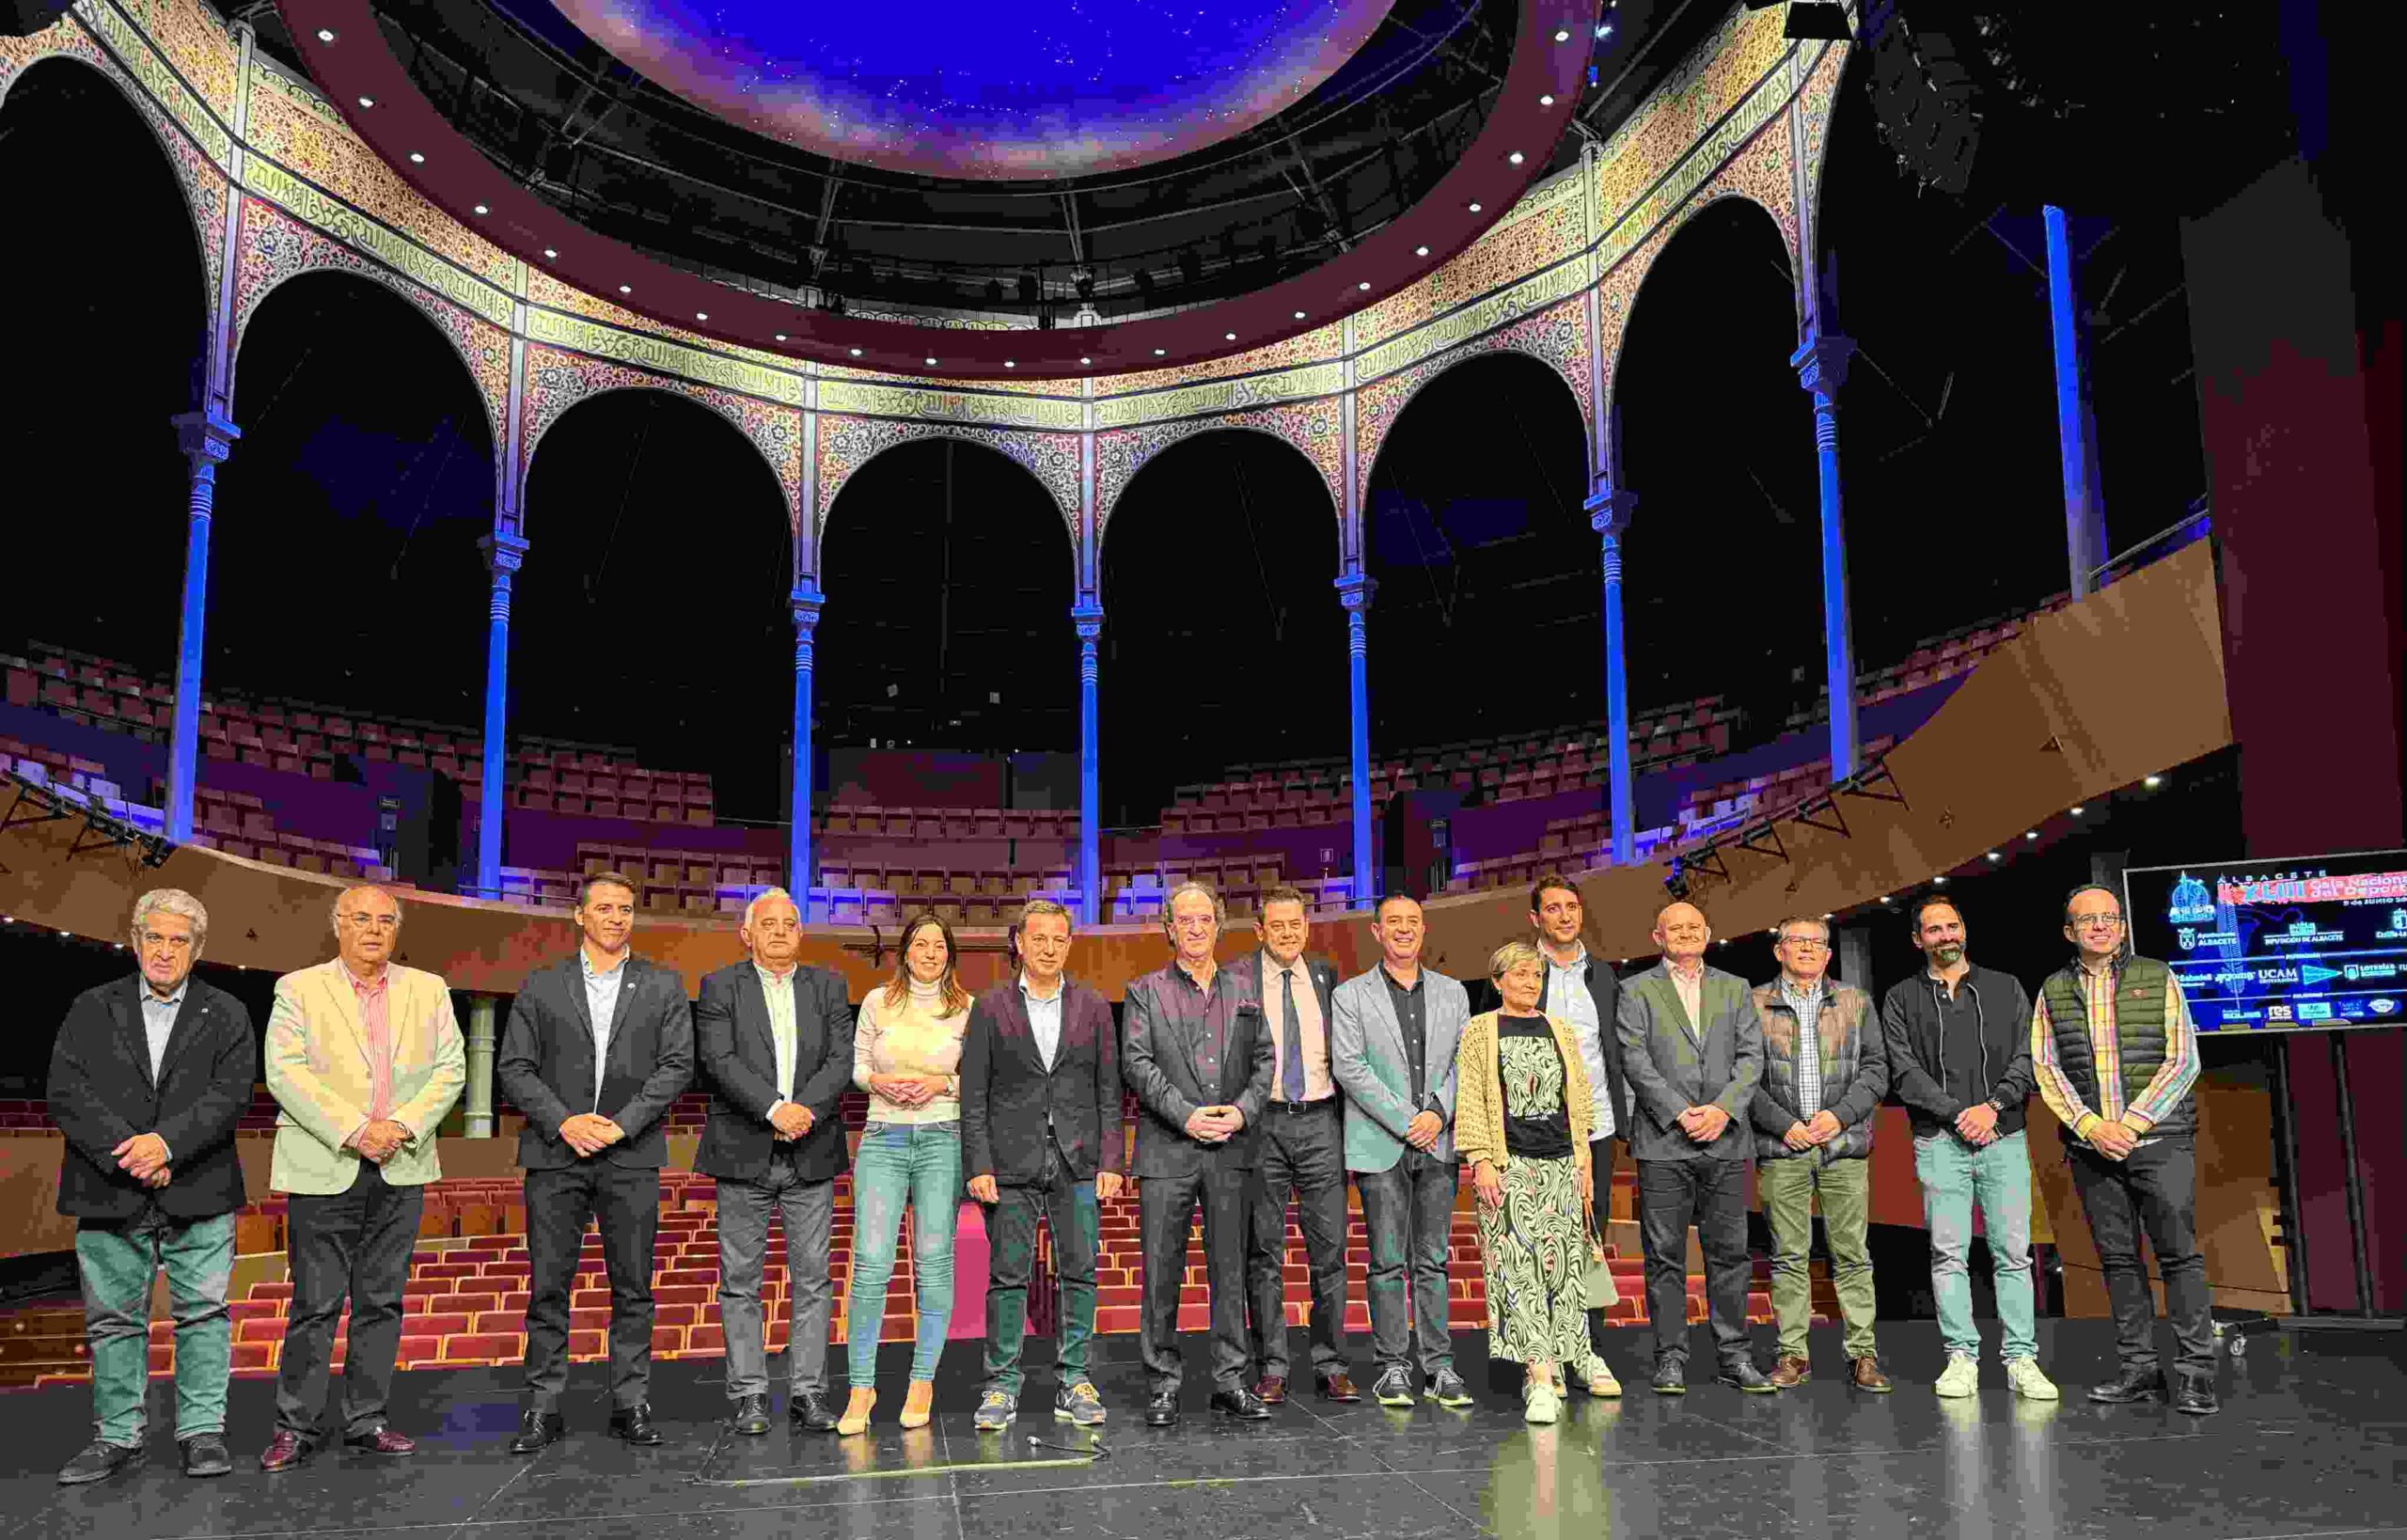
[1280,966,1304,1103]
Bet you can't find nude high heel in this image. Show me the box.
[900,1381,935,1429]
[838,1388,876,1436]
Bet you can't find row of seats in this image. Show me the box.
[822,805,1079,842]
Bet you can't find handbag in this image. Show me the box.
[1581,1208,1617,1308]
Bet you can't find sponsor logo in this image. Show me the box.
[2372,998,2399,1016]
[2266,1005,2293,1022]
[2167,873,2216,926]
[2298,1001,2333,1021]
[2177,927,2197,951]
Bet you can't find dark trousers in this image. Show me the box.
[2065,1137,2216,1377]
[1357,1149,1457,1379]
[1636,1156,1752,1365]
[1585,1137,1619,1359]
[716,1153,836,1400]
[983,1134,1100,1396]
[521,1160,662,1412]
[275,1161,424,1438]
[1137,1162,1251,1394]
[1246,1102,1351,1382]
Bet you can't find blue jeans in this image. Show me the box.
[846,1121,963,1386]
[1914,1129,2037,1361]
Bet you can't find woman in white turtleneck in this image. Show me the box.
[838,912,971,1434]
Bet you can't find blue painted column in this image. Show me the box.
[2044,204,2109,599]
[1072,603,1104,925]
[164,410,239,843]
[1793,332,1861,779]
[473,532,528,899]
[1333,574,1377,905]
[789,583,826,901]
[1584,486,1638,865]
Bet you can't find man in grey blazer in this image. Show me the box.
[497,871,695,1452]
[1614,899,1769,1394]
[1329,894,1472,1409]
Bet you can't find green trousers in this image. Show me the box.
[1757,1153,1878,1359]
[76,1209,235,1445]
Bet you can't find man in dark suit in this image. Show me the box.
[497,871,695,1453]
[694,888,856,1434]
[1531,873,1630,1397]
[1613,898,1768,1395]
[47,889,256,1485]
[960,898,1123,1431]
[1123,881,1275,1426]
[1229,885,1357,1406]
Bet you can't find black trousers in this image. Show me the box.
[1138,1163,1251,1394]
[1636,1156,1752,1365]
[275,1161,423,1438]
[1585,1136,1619,1359]
[1245,1102,1351,1382]
[2065,1137,2217,1377]
[521,1160,663,1411]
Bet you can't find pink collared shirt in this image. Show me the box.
[348,964,397,1146]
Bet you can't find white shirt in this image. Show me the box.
[1021,972,1065,1072]
[756,962,799,1111]
[1544,945,1614,1139]
[580,948,629,1112]
[1666,959,1707,1031]
[137,982,186,1082]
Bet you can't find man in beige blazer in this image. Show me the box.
[260,885,465,1471]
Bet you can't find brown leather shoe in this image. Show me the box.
[1766,1355,1812,1389]
[258,1429,317,1472]
[1850,1357,1894,1392]
[1253,1375,1287,1405]
[1316,1372,1362,1404]
[342,1425,417,1456]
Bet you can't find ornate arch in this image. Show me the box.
[1800,39,1853,255]
[521,344,805,532]
[1094,397,1344,542]
[0,38,226,349]
[229,200,511,475]
[815,416,1080,544]
[1353,299,1594,506]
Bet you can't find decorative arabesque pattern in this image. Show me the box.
[231,198,511,458]
[1093,396,1344,537]
[522,344,806,528]
[1354,297,1593,504]
[815,416,1081,542]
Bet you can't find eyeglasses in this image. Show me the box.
[138,931,194,951]
[1776,936,1831,951]
[2070,914,2124,932]
[338,912,400,931]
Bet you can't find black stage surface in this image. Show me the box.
[10,1321,2404,1540]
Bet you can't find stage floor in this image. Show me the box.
[10,1320,2403,1540]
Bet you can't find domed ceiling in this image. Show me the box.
[549,0,1400,181]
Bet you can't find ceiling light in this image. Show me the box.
[315,27,336,41]
[1509,151,1525,165]
[1294,309,1307,320]
[1224,332,1237,341]
[473,204,488,215]
[1879,894,1893,904]
[1552,28,1570,41]
[1004,359,1016,368]
[2069,805,2085,815]
[1080,356,1093,366]
[2024,830,2038,841]
[925,356,938,366]
[1596,22,1613,37]
[1415,245,1429,257]
[1540,94,1555,106]
[1468,201,1483,213]
[1358,280,1371,291]
[775,333,787,341]
[1934,875,1950,886]
[1986,851,2002,862]
[408,152,424,165]
[543,247,558,259]
[850,347,863,356]
[2144,774,2163,787]
[695,312,707,322]
[357,96,374,109]
[618,284,631,293]
[1154,348,1167,356]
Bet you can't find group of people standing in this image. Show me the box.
[43,866,2219,1485]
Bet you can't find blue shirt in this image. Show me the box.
[137,981,186,1083]
[579,949,629,1112]
[1544,946,1615,1139]
[1021,972,1065,1072]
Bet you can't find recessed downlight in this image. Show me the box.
[316,27,336,42]
[850,347,863,356]
[357,96,374,109]
[1154,348,1166,355]
[775,333,787,341]
[1294,309,1307,320]
[542,247,558,259]
[1357,280,1371,291]
[695,312,707,322]
[1468,201,1483,212]
[407,152,424,165]
[473,204,488,215]
[1508,151,1525,165]
[1540,94,1555,106]
[1552,28,1569,41]
[1224,332,1236,341]
[1004,359,1016,368]
[618,285,631,294]
[1080,356,1093,366]
[925,356,938,366]
[1415,244,1429,257]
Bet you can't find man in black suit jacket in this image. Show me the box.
[1531,874,1633,1396]
[496,872,694,1453]
[959,899,1123,1431]
[1229,887,1358,1406]
[1123,882,1275,1426]
[48,889,256,1485]
[693,888,856,1435]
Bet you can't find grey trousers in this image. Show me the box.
[715,1157,836,1400]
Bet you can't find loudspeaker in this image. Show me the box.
[1381,788,1463,903]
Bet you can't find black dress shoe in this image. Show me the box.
[2086,1366,2168,1405]
[1717,1359,1777,1394]
[2171,1375,2220,1416]
[1144,1390,1181,1427]
[181,1434,233,1478]
[731,1394,773,1436]
[610,1404,665,1444]
[1210,1387,1273,1420]
[342,1426,417,1456]
[1650,1355,1687,1395]
[791,1389,840,1433]
[510,1409,567,1454]
[57,1439,142,1485]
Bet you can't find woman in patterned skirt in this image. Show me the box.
[1455,940,1596,1423]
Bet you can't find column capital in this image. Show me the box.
[1790,332,1856,394]
[1333,573,1377,611]
[1071,601,1105,639]
[170,407,239,464]
[1584,484,1637,536]
[791,581,826,629]
[480,530,530,578]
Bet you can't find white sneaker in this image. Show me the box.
[1935,1352,1980,1397]
[1524,1381,1562,1424]
[1577,1354,1622,1398]
[2005,1358,2059,1401]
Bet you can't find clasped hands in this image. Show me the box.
[1185,1104,1247,1143]
[1675,1103,1732,1144]
[2085,1118,2144,1160]
[113,1131,173,1189]
[967,1170,1124,1204]
[1952,1102,2002,1147]
[1472,1158,1594,1211]
[1781,1109,1846,1152]
[871,1073,952,1109]
[558,1112,627,1157]
[348,1119,414,1164]
[769,1102,815,1141]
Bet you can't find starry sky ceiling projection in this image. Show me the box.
[547,0,1398,181]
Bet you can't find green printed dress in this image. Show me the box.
[1478,1016,1591,1365]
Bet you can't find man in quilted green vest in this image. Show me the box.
[2032,884,2216,1415]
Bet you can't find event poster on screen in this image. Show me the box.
[2124,851,2407,1032]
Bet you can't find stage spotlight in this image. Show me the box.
[1016,271,1039,305]
[1784,2,1851,39]
[1177,249,1204,287]
[983,277,1003,305]
[1132,267,1156,300]
[1663,856,1691,901]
